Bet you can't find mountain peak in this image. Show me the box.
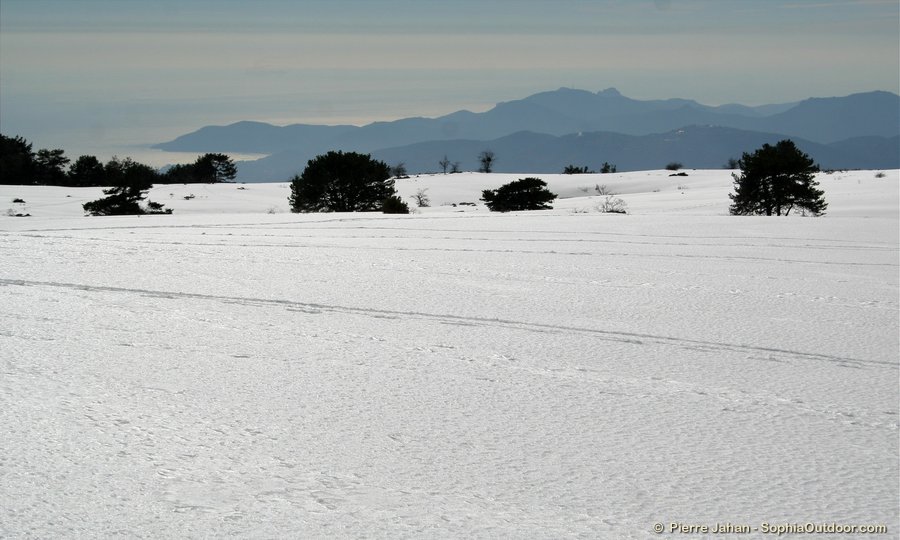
[597,87,622,97]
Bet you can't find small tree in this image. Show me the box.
[439,155,450,174]
[84,156,167,215]
[563,165,594,174]
[478,150,495,173]
[289,151,394,213]
[83,184,170,216]
[600,162,616,174]
[481,177,557,212]
[665,162,683,171]
[450,161,461,173]
[598,195,627,214]
[390,162,408,178]
[412,188,430,207]
[83,186,145,215]
[729,139,826,216]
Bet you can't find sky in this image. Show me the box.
[1,0,898,166]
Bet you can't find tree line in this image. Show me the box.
[291,140,826,217]
[0,134,236,186]
[4,132,826,218]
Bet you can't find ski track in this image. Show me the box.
[0,278,892,370]
[4,231,896,267]
[8,228,899,252]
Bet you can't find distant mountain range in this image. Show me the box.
[154,88,900,181]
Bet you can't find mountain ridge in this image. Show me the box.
[236,126,898,182]
[153,87,900,181]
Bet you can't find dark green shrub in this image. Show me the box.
[481,177,557,212]
[381,195,410,214]
[563,165,594,174]
[146,201,173,214]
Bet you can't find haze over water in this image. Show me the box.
[1,0,897,166]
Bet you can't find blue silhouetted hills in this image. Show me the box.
[153,88,900,181]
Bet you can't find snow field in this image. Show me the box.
[1,170,897,538]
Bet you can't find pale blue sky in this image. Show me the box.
[1,0,897,165]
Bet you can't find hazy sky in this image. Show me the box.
[1,0,898,164]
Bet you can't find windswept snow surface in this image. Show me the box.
[1,170,898,538]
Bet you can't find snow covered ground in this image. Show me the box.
[1,170,898,538]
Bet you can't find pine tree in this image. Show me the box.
[0,134,36,184]
[34,149,70,185]
[481,177,557,212]
[194,153,237,183]
[68,155,106,187]
[82,185,147,216]
[83,157,168,215]
[289,151,394,213]
[729,140,826,216]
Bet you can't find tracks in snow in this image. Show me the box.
[1,278,891,369]
[4,231,896,267]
